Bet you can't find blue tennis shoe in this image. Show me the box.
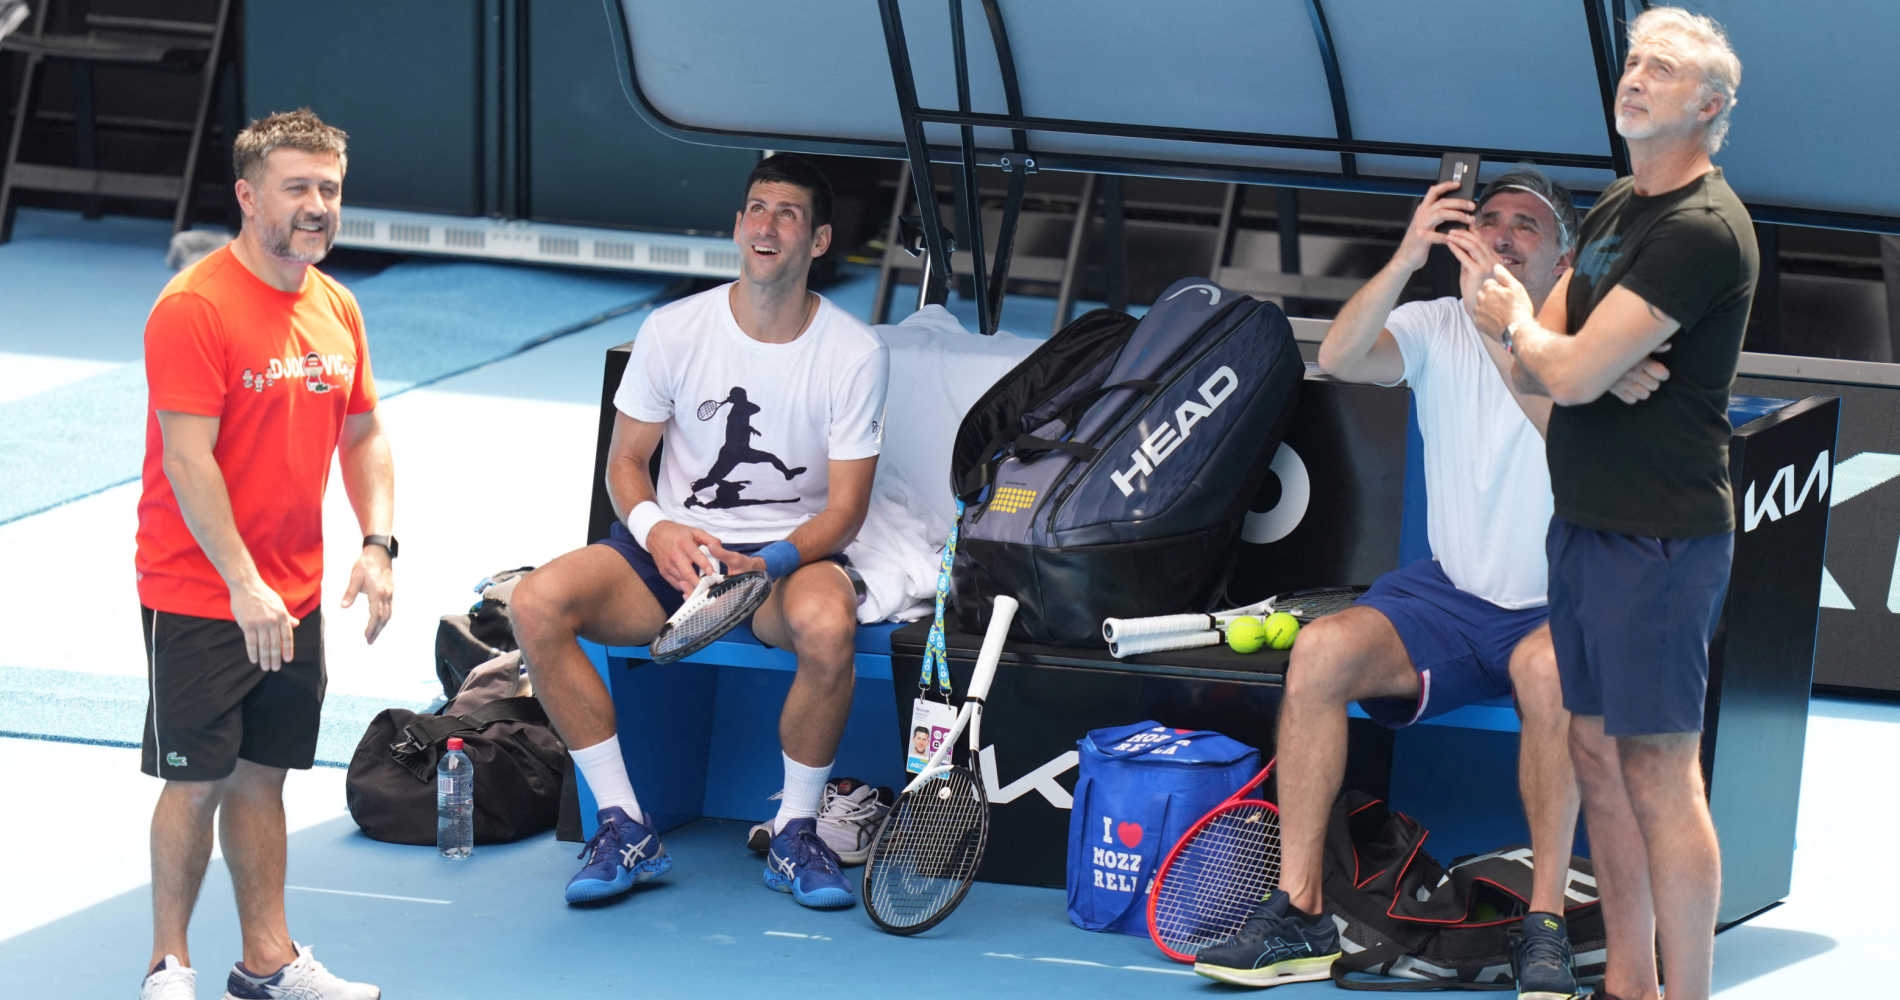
[763,817,856,909]
[565,806,672,904]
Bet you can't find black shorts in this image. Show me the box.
[140,605,327,780]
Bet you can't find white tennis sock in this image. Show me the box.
[570,737,643,825]
[773,753,833,833]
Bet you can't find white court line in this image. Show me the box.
[286,885,452,905]
[1122,964,1198,976]
[764,930,833,941]
[982,952,1197,978]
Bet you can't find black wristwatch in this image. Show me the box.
[363,534,399,559]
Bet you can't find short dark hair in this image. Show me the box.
[234,108,348,183]
[913,726,929,737]
[743,153,832,228]
[1478,165,1580,253]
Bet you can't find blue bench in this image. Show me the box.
[574,623,909,840]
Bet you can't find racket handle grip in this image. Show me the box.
[1109,629,1222,658]
[967,595,1018,702]
[1104,613,1214,642]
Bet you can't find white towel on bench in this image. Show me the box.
[846,306,1041,622]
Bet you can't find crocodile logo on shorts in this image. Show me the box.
[165,751,189,768]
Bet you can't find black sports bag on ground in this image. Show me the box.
[1325,792,1608,990]
[346,652,571,845]
[949,278,1303,643]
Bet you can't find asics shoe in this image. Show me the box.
[814,778,893,864]
[141,956,196,1000]
[565,806,672,904]
[763,817,856,909]
[1193,890,1341,988]
[746,778,894,866]
[220,944,378,1000]
[1510,911,1580,1000]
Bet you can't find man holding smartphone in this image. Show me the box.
[1462,9,1754,1000]
[1196,166,1663,998]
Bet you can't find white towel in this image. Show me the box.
[846,306,1040,622]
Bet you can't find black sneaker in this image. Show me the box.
[1509,911,1580,1000]
[1193,890,1341,988]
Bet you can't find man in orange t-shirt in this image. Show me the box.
[136,109,393,1000]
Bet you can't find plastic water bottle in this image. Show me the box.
[437,737,474,860]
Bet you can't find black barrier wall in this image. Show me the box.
[1736,374,1900,694]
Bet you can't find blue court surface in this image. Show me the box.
[2,208,1897,998]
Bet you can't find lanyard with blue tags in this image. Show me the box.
[908,499,963,774]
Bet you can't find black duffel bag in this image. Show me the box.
[346,652,572,845]
[433,565,533,699]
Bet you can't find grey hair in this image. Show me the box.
[1479,166,1580,254]
[1629,6,1742,153]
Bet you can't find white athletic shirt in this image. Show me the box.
[1383,296,1552,609]
[613,283,890,545]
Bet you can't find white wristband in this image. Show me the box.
[625,501,665,550]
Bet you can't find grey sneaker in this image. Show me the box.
[141,956,196,1000]
[746,777,893,865]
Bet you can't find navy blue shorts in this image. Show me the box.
[596,521,851,619]
[1546,516,1732,736]
[1353,559,1550,728]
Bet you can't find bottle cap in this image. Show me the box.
[446,737,465,751]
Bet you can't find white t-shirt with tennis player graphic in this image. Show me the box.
[1383,296,1553,610]
[614,283,890,545]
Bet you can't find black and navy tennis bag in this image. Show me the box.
[1325,793,1608,991]
[949,277,1303,643]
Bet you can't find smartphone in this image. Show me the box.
[1435,151,1482,232]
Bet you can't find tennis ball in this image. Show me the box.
[1263,612,1300,650]
[1226,616,1267,654]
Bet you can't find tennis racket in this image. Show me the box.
[1104,586,1365,658]
[1147,759,1282,963]
[648,546,773,664]
[696,397,728,420]
[862,594,1017,935]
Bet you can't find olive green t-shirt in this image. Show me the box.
[1547,169,1759,537]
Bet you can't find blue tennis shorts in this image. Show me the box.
[1545,516,1732,736]
[596,522,850,618]
[1354,559,1550,728]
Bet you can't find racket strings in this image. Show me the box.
[864,769,987,929]
[1152,803,1283,958]
[1278,587,1362,620]
[650,573,772,662]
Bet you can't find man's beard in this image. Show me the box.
[1615,91,1703,141]
[265,214,335,264]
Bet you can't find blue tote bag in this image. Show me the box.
[1066,721,1260,936]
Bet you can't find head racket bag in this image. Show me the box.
[950,278,1303,643]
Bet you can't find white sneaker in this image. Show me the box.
[220,944,380,1000]
[142,956,197,1000]
[745,778,893,865]
[815,778,894,864]
[0,1,31,44]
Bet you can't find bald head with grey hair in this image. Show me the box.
[1628,6,1742,154]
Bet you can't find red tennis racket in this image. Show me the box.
[1146,759,1282,963]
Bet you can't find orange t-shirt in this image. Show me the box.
[136,245,378,620]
